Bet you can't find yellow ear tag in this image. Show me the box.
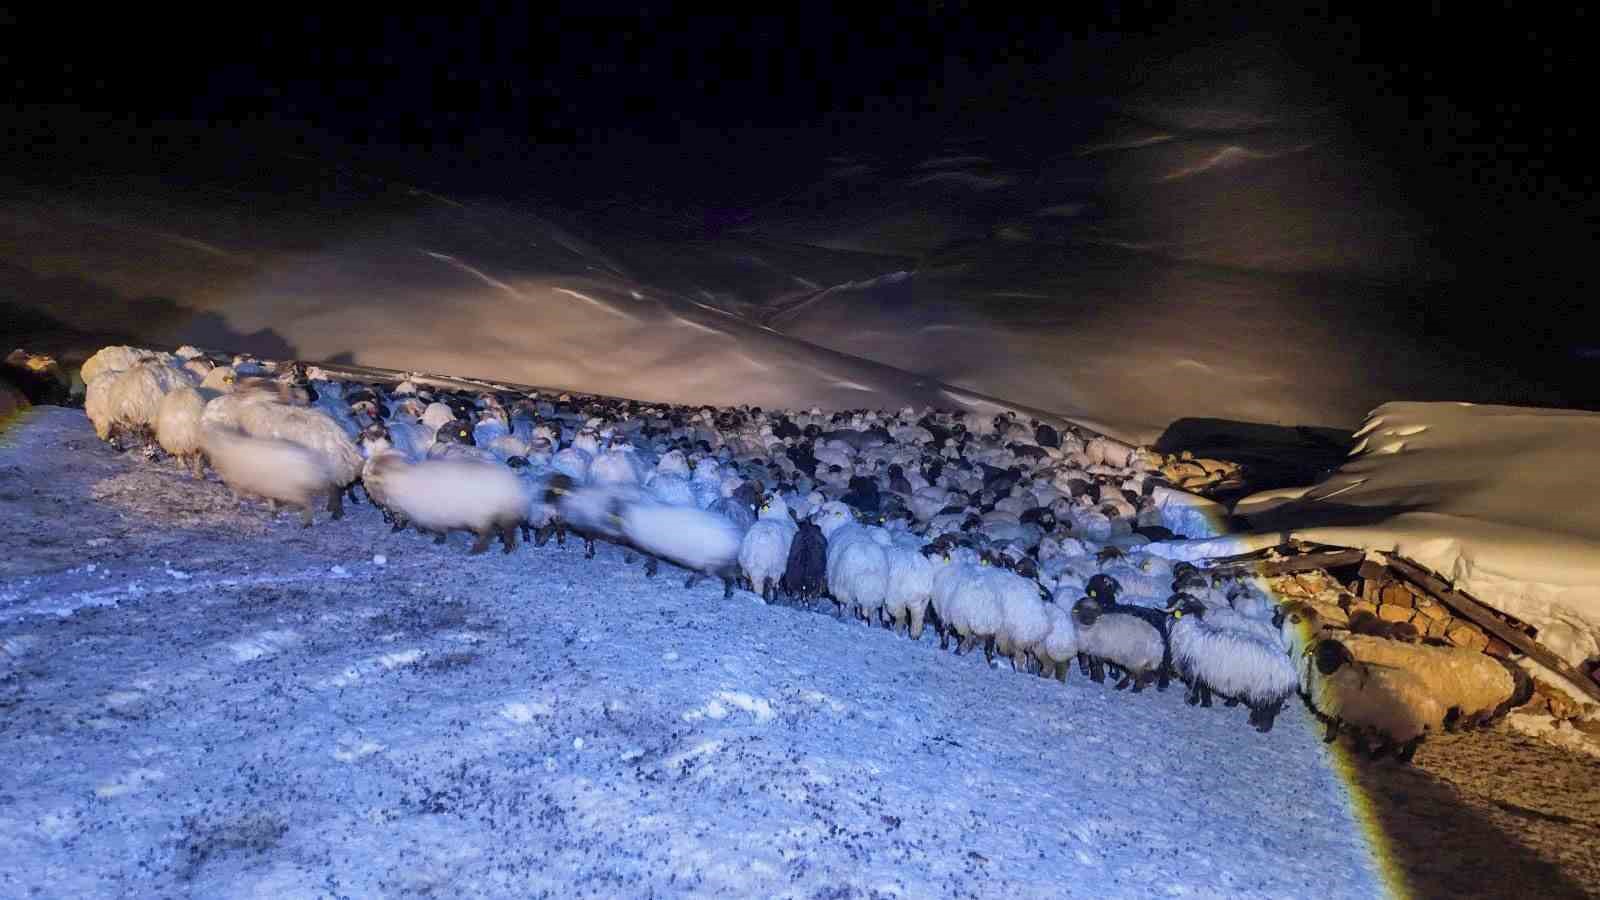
[1173,610,1184,619]
[943,554,951,563]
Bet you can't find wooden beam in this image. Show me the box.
[1384,554,1600,705]
[1210,548,1367,578]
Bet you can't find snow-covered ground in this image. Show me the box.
[0,407,1389,897]
[1225,402,1600,705]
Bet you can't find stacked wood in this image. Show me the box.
[1158,450,1244,491]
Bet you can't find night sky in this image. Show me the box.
[4,4,1595,403]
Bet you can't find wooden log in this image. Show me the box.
[1210,548,1366,578]
[1384,554,1600,705]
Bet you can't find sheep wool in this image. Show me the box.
[155,385,211,476]
[80,345,166,384]
[201,426,339,526]
[232,402,365,516]
[738,494,798,603]
[1166,599,1298,732]
[85,360,194,444]
[1034,602,1080,681]
[883,544,936,639]
[1302,639,1443,761]
[826,523,890,624]
[987,568,1051,673]
[616,500,742,585]
[1072,597,1167,691]
[1341,633,1532,730]
[365,455,528,554]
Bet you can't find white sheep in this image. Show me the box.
[1166,596,1299,732]
[1071,596,1167,691]
[987,567,1051,673]
[738,494,798,603]
[939,558,1006,662]
[614,498,743,595]
[882,542,937,639]
[155,385,213,476]
[1341,633,1532,730]
[85,360,194,446]
[201,426,339,526]
[813,502,889,623]
[1034,600,1080,681]
[233,400,364,516]
[80,345,170,384]
[1301,639,1444,762]
[363,454,529,553]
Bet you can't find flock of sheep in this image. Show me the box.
[69,344,1534,763]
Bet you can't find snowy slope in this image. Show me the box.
[0,408,1385,898]
[1235,402,1600,674]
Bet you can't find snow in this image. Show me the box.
[0,407,1387,897]
[1234,402,1600,674]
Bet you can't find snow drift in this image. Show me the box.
[1235,402,1600,674]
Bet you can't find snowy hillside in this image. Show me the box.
[0,407,1389,897]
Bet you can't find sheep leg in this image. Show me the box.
[533,524,554,546]
[584,536,595,559]
[935,619,949,650]
[1396,738,1421,764]
[909,608,926,641]
[1156,666,1170,692]
[469,531,491,555]
[555,524,567,546]
[1087,657,1105,683]
[1184,679,1201,706]
[1223,696,1241,708]
[298,505,314,528]
[1078,654,1092,677]
[188,454,205,478]
[267,498,279,515]
[722,576,735,600]
[761,578,772,604]
[343,482,361,506]
[1131,671,1152,693]
[500,525,518,554]
[982,635,996,665]
[955,633,975,656]
[1012,651,1029,674]
[519,522,532,542]
[644,557,658,578]
[1323,720,1340,743]
[1053,661,1068,683]
[326,489,344,520]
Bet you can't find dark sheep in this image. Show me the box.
[781,520,828,606]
